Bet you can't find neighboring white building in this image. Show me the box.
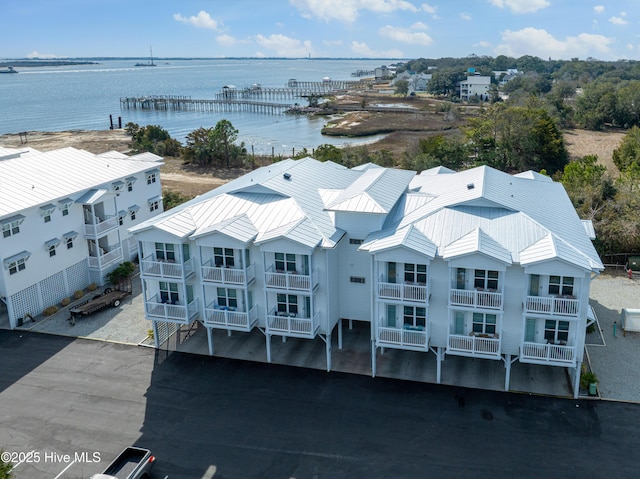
[0,146,164,328]
[129,158,602,398]
[459,75,492,101]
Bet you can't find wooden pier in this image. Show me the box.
[216,86,340,101]
[120,95,294,114]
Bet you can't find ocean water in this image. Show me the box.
[0,58,389,155]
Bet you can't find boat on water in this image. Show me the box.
[0,66,18,74]
[135,47,156,67]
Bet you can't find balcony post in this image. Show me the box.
[266,333,272,363]
[207,327,214,356]
[504,354,511,391]
[436,346,443,384]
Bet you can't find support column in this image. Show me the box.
[338,318,343,349]
[436,347,442,384]
[504,354,512,391]
[266,333,272,363]
[152,320,159,349]
[326,334,332,372]
[573,361,582,399]
[207,327,214,356]
[371,339,377,377]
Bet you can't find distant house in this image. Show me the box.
[391,71,432,93]
[375,65,392,81]
[129,158,603,398]
[0,146,164,329]
[459,75,491,101]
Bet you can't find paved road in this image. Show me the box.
[2,330,640,479]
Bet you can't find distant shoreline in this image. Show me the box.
[0,60,99,68]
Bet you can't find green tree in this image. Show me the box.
[163,189,194,210]
[211,119,241,168]
[312,144,343,163]
[613,126,640,171]
[124,122,181,156]
[395,79,410,97]
[561,155,614,221]
[426,69,460,96]
[182,121,247,168]
[0,451,12,479]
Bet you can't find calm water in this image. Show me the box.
[0,58,389,154]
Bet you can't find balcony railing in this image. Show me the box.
[450,288,502,310]
[525,295,579,317]
[201,260,255,285]
[145,295,199,323]
[88,246,123,270]
[266,309,320,337]
[378,279,428,303]
[520,341,576,366]
[83,214,119,237]
[204,303,258,331]
[140,254,195,279]
[264,266,318,291]
[447,333,501,359]
[377,324,428,350]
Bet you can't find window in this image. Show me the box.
[159,282,179,304]
[548,276,574,296]
[43,212,52,223]
[275,253,296,272]
[456,268,466,289]
[349,238,363,245]
[146,173,157,185]
[404,263,427,284]
[350,276,365,284]
[59,199,72,216]
[127,181,134,192]
[61,205,69,216]
[155,243,176,262]
[112,181,124,192]
[130,210,136,221]
[63,231,77,249]
[277,293,298,316]
[403,306,426,328]
[544,319,569,344]
[8,258,26,275]
[214,247,235,267]
[474,270,498,290]
[118,215,124,226]
[217,288,238,308]
[149,200,159,212]
[48,245,56,257]
[2,219,22,238]
[40,204,55,224]
[66,237,74,249]
[472,312,497,335]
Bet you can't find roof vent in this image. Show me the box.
[467,183,474,190]
[283,173,292,180]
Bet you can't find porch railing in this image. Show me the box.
[204,303,258,331]
[266,309,320,336]
[88,246,123,269]
[201,260,255,285]
[377,324,428,349]
[83,214,119,237]
[145,294,199,323]
[450,288,502,309]
[264,266,318,291]
[140,253,195,279]
[520,341,576,365]
[448,333,501,358]
[378,279,428,303]
[525,295,579,317]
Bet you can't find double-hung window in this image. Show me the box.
[544,319,569,344]
[472,312,497,335]
[155,243,176,262]
[214,247,235,267]
[159,282,179,304]
[217,288,238,309]
[275,253,296,272]
[403,306,426,328]
[474,270,499,290]
[277,294,298,316]
[404,263,427,284]
[8,258,26,275]
[549,276,574,296]
[2,216,24,238]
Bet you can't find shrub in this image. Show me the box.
[43,305,58,316]
[580,371,598,389]
[73,290,84,300]
[87,282,97,292]
[60,297,71,307]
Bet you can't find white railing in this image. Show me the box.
[266,310,320,336]
[264,266,318,291]
[204,303,258,330]
[201,260,255,285]
[448,333,501,357]
[525,296,579,317]
[450,288,502,309]
[88,246,123,269]
[83,214,119,237]
[140,254,195,279]
[145,295,199,322]
[378,279,428,303]
[378,325,428,349]
[520,341,576,365]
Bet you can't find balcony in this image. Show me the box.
[88,246,123,270]
[450,288,502,310]
[377,324,429,350]
[145,295,199,323]
[201,260,255,285]
[84,214,118,237]
[264,266,318,291]
[520,341,576,366]
[525,295,579,317]
[266,309,320,338]
[204,303,258,332]
[447,333,501,359]
[140,254,195,280]
[378,280,428,303]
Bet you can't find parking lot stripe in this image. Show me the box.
[53,459,76,479]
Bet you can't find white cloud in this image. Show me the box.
[594,5,604,14]
[627,43,634,51]
[216,34,239,47]
[495,27,614,59]
[351,41,403,57]
[488,0,550,14]
[323,39,344,46]
[421,3,437,14]
[411,21,428,30]
[475,41,492,48]
[379,25,433,45]
[27,51,60,59]
[174,11,221,30]
[460,12,472,21]
[254,34,313,57]
[609,16,628,25]
[290,0,418,23]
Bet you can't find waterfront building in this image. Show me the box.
[129,158,602,397]
[0,146,164,328]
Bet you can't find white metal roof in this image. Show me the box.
[442,227,512,264]
[0,147,164,220]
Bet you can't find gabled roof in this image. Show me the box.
[442,228,512,264]
[192,214,258,244]
[360,225,437,258]
[520,233,596,271]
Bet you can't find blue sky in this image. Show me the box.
[2,0,639,60]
